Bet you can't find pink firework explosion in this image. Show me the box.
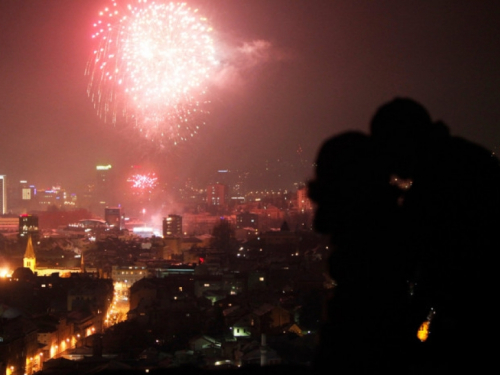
[86,1,218,147]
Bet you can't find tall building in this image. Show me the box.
[0,175,7,214]
[6,179,33,213]
[105,207,122,230]
[19,214,39,239]
[207,183,227,206]
[20,180,36,212]
[163,214,183,236]
[296,187,313,213]
[96,164,113,208]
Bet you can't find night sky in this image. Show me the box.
[1,0,499,193]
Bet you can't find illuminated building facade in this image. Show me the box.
[296,187,313,213]
[19,214,39,239]
[207,183,228,206]
[111,265,148,287]
[20,180,36,211]
[163,214,183,236]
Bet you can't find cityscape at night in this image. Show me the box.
[1,1,499,374]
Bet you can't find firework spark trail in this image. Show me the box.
[128,172,158,190]
[86,1,218,148]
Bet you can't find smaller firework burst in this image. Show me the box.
[128,172,158,191]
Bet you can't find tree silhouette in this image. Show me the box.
[210,218,236,254]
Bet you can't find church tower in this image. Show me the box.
[23,234,36,273]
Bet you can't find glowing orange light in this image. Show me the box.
[417,321,430,342]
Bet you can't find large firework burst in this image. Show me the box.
[86,1,218,148]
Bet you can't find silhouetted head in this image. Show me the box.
[370,97,449,177]
[308,131,398,245]
[311,131,371,187]
[371,97,433,141]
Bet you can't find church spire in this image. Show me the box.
[23,234,36,273]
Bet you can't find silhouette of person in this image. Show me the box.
[309,98,500,374]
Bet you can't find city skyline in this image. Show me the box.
[0,162,311,231]
[1,0,499,192]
